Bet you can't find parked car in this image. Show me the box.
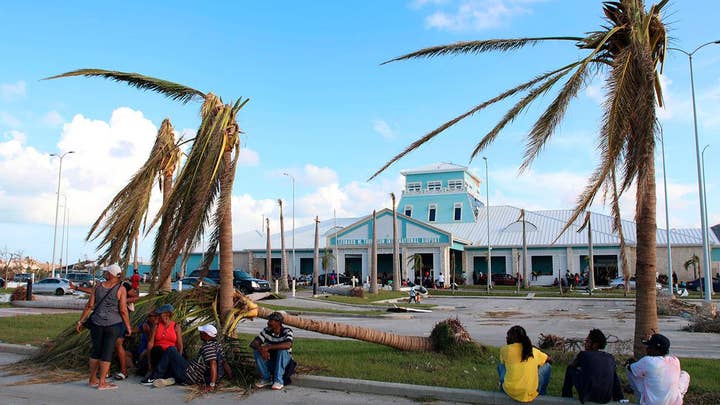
[609,276,663,290]
[171,277,218,292]
[0,277,5,288]
[685,277,720,293]
[477,273,518,286]
[65,272,97,288]
[33,278,75,295]
[187,269,271,294]
[13,273,31,282]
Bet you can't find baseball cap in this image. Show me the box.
[198,324,217,338]
[642,333,670,354]
[103,264,122,277]
[156,303,174,314]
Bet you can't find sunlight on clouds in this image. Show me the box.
[372,119,396,140]
[41,110,64,127]
[419,0,542,31]
[237,147,260,166]
[0,81,26,101]
[0,111,22,128]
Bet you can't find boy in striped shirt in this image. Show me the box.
[251,312,294,390]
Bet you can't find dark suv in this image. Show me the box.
[66,272,97,288]
[188,269,271,294]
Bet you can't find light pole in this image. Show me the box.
[282,172,296,279]
[58,194,67,275]
[669,40,719,302]
[659,130,673,293]
[702,144,711,280]
[50,151,74,278]
[483,157,491,294]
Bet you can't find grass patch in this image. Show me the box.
[0,312,78,345]
[316,290,409,305]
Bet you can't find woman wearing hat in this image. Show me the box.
[142,303,183,383]
[75,264,132,390]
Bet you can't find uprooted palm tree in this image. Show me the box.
[372,0,668,357]
[47,69,248,322]
[86,118,179,273]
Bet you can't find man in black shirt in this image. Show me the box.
[562,328,623,403]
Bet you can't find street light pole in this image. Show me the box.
[50,151,74,278]
[59,194,67,276]
[669,40,719,302]
[659,131,673,293]
[483,157,491,294]
[702,145,711,279]
[283,173,296,279]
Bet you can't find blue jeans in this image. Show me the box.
[498,363,551,396]
[253,349,291,384]
[153,346,188,384]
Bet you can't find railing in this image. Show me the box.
[402,186,467,195]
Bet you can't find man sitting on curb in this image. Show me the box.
[626,333,690,405]
[562,328,623,403]
[251,311,294,390]
[151,324,228,393]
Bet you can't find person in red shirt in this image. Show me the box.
[131,270,141,290]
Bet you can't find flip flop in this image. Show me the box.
[98,383,118,390]
[89,383,99,388]
[113,372,127,380]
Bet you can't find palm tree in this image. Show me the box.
[372,1,668,356]
[265,218,272,282]
[314,216,320,293]
[85,117,179,284]
[370,210,378,294]
[407,253,424,284]
[684,254,700,280]
[278,199,289,290]
[48,69,249,323]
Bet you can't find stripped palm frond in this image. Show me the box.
[381,37,584,65]
[87,118,178,266]
[368,62,582,180]
[45,69,206,104]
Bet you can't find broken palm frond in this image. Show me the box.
[657,296,714,320]
[2,288,256,384]
[87,118,179,267]
[429,318,483,357]
[683,319,720,334]
[538,333,631,357]
[10,286,33,301]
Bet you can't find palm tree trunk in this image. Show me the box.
[265,218,272,282]
[218,151,235,321]
[370,210,378,294]
[313,217,319,294]
[392,193,400,291]
[153,171,175,294]
[133,233,139,273]
[633,151,659,357]
[279,199,289,290]
[256,306,432,351]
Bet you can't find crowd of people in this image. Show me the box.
[499,325,690,404]
[75,264,691,403]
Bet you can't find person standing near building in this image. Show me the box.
[437,273,445,289]
[626,334,690,405]
[562,328,623,403]
[131,269,141,291]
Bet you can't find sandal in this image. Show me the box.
[114,372,127,380]
[98,383,118,390]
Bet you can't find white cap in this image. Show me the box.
[198,324,217,338]
[103,264,122,277]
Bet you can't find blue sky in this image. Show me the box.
[1,0,718,264]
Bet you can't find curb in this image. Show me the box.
[0,343,40,355]
[292,374,595,405]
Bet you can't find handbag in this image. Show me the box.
[82,283,119,329]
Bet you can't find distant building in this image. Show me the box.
[178,163,720,285]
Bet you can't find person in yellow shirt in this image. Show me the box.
[498,325,552,402]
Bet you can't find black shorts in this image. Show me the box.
[90,322,122,362]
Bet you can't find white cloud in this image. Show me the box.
[1,81,26,101]
[0,111,22,128]
[419,0,542,32]
[237,147,260,166]
[42,110,64,127]
[0,107,160,226]
[585,84,603,104]
[277,164,339,188]
[372,119,396,140]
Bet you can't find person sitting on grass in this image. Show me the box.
[625,333,690,405]
[133,309,159,376]
[498,325,552,403]
[562,328,623,403]
[251,311,294,391]
[141,303,183,383]
[149,324,230,392]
